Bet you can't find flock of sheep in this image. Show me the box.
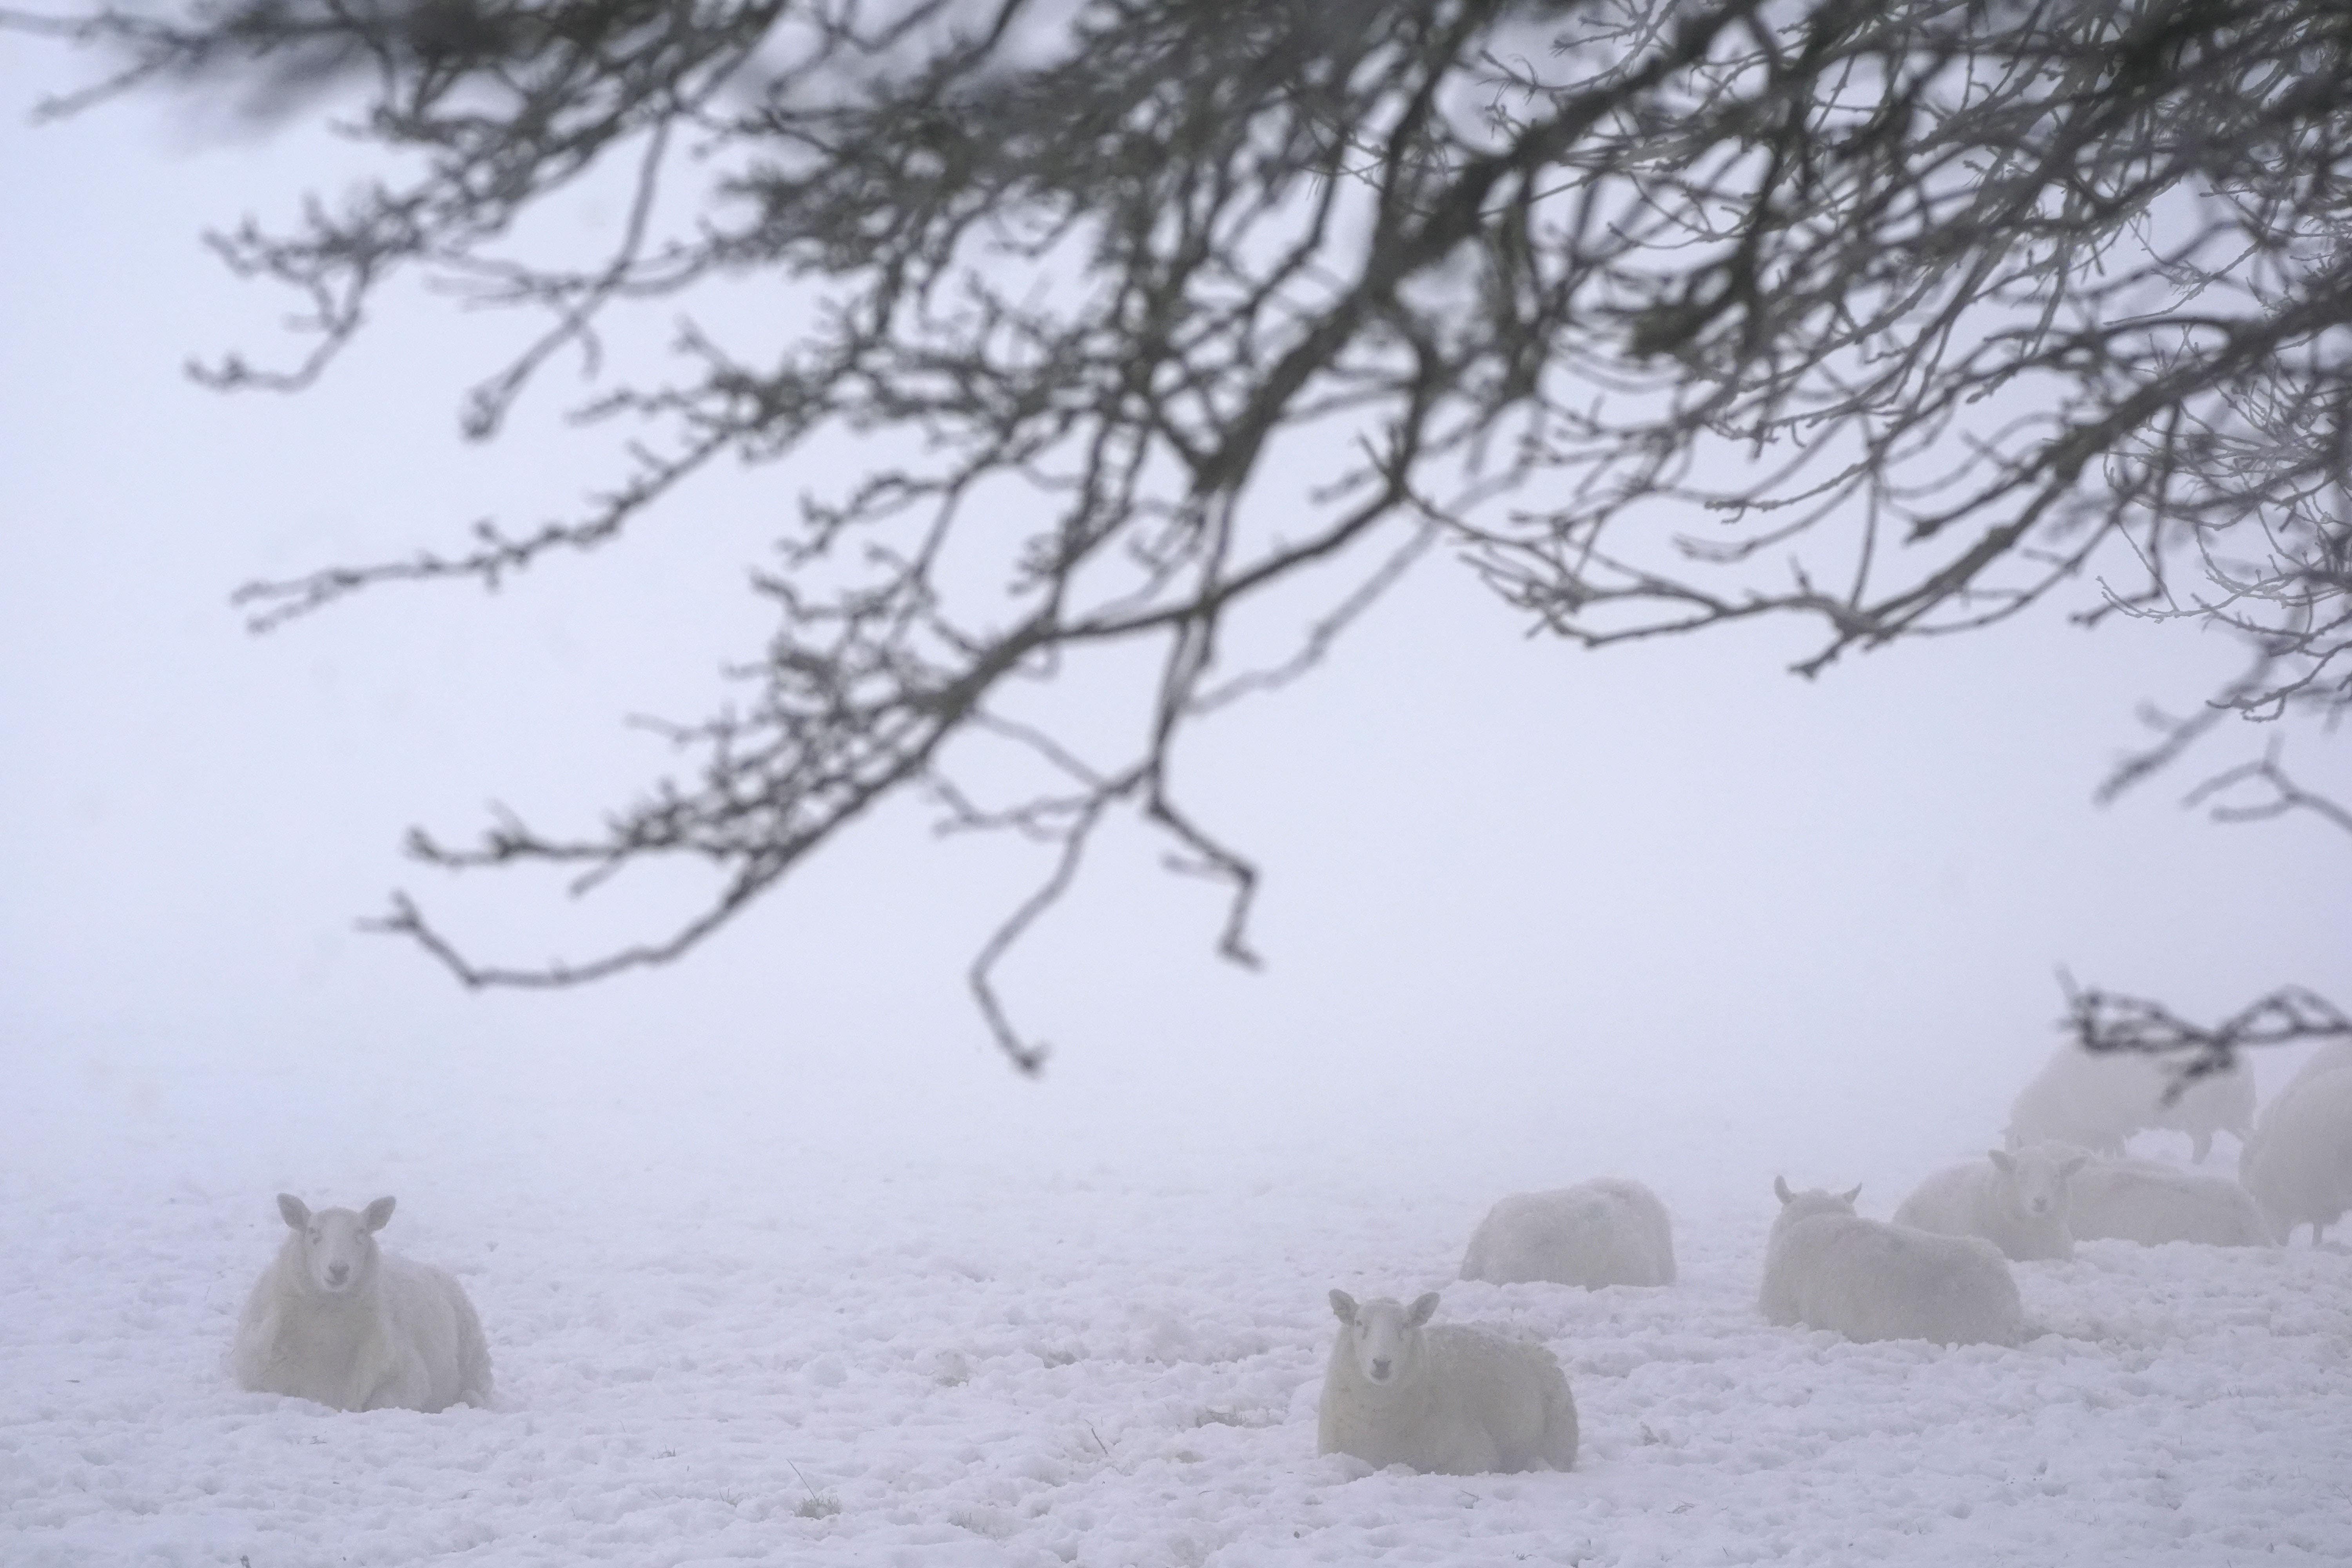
[229,1041,2352,1486]
[1314,1040,2351,1477]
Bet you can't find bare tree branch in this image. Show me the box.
[2065,977,2352,1096]
[2186,740,2352,838]
[14,0,2352,1066]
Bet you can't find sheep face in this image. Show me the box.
[1986,1148,2085,1221]
[278,1194,396,1297]
[1329,1290,1440,1387]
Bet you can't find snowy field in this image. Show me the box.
[5,1034,2348,1568]
[6,37,2351,1568]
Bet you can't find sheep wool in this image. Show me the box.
[1892,1147,2085,1262]
[1460,1178,1676,1288]
[2280,1040,2352,1100]
[230,1194,494,1414]
[1318,1290,1578,1475]
[2063,1155,2275,1247]
[2005,1046,2254,1163]
[1760,1180,2025,1348]
[2241,1070,2352,1246]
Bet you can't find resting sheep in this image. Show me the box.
[2059,1152,2275,1247]
[2005,1045,2254,1163]
[1318,1290,1578,1474]
[1760,1179,2025,1347]
[2240,1069,2352,1246]
[230,1194,493,1413]
[1892,1146,2085,1261]
[1460,1178,1675,1288]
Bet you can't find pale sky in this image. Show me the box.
[3,52,2345,1199]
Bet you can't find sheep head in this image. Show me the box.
[1985,1148,2085,1221]
[1770,1180,1862,1242]
[1773,1178,1861,1210]
[277,1193,395,1296]
[1330,1290,1439,1387]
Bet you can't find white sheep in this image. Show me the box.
[230,1194,493,1413]
[2280,1039,2352,1098]
[2240,1069,2352,1245]
[1459,1178,1675,1288]
[2060,1152,2275,1247]
[1891,1146,2086,1261]
[1759,1179,2025,1347]
[2247,1041,2352,1154]
[2005,1045,2254,1163]
[1318,1290,1578,1474]
[2149,1058,2261,1162]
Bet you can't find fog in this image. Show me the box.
[10,46,2352,1568]
[5,70,2347,1204]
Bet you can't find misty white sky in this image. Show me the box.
[3,54,2345,1205]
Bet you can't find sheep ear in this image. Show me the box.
[1408,1292,1440,1326]
[277,1194,310,1229]
[362,1196,397,1232]
[1328,1290,1357,1324]
[1840,1184,1863,1205]
[1987,1149,2015,1174]
[1773,1176,1794,1206]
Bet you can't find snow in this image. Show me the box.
[5,39,2350,1568]
[5,1041,2348,1567]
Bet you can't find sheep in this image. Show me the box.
[2005,1045,2254,1163]
[2150,1058,2259,1162]
[1891,1145,2086,1261]
[2246,1039,2352,1158]
[1459,1178,1675,1288]
[2060,1153,2275,1247]
[2240,1069,2352,1245]
[1759,1179,2025,1347]
[1318,1290,1578,1475]
[230,1194,493,1413]
[2280,1039,2352,1098]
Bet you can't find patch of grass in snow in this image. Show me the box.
[787,1461,840,1520]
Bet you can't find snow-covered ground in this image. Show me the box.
[5,1036,2347,1568]
[6,36,2350,1568]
